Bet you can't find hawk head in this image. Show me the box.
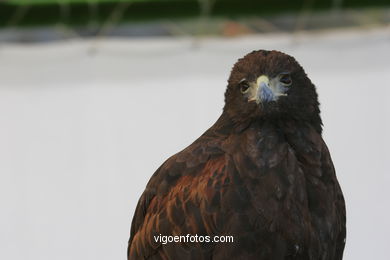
[223,50,322,133]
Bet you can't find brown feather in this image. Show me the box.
[128,50,346,260]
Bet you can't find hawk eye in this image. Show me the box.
[279,73,292,85]
[240,83,250,93]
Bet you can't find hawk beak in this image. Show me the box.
[248,75,271,104]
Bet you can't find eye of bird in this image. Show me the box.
[279,73,292,86]
[240,83,250,93]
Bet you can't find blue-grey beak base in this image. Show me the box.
[259,82,275,102]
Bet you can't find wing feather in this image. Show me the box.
[128,135,225,259]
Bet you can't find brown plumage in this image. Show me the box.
[128,50,346,259]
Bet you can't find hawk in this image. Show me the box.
[128,50,346,260]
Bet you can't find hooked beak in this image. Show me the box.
[248,75,287,104]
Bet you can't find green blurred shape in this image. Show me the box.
[7,0,171,5]
[1,0,389,28]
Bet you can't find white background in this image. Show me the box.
[0,27,389,259]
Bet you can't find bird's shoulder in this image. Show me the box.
[148,130,227,193]
[128,130,228,256]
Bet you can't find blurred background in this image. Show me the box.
[0,1,389,260]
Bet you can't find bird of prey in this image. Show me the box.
[128,50,346,260]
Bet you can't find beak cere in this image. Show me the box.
[248,75,274,104]
[247,74,288,104]
[256,75,276,103]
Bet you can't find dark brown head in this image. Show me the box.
[223,50,322,133]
